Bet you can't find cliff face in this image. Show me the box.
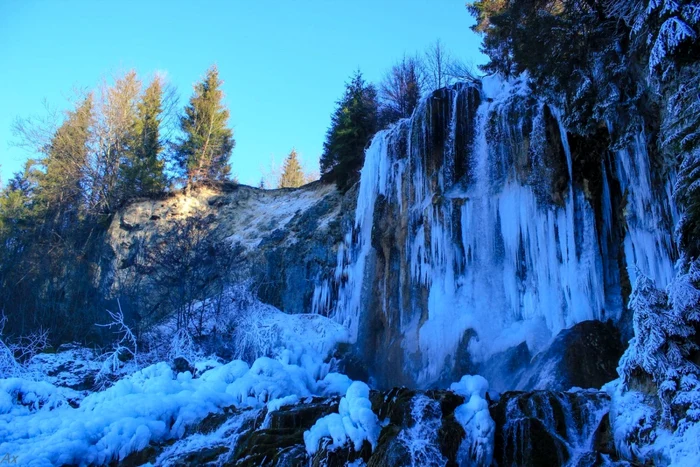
[101,181,355,327]
[300,77,675,390]
[102,76,677,392]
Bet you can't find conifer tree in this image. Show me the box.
[120,76,167,198]
[278,148,305,188]
[320,71,379,189]
[36,94,93,225]
[175,65,234,185]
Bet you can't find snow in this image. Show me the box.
[303,381,380,455]
[0,352,356,466]
[224,182,337,251]
[0,286,355,466]
[25,346,102,391]
[450,375,495,467]
[0,378,77,415]
[606,378,700,466]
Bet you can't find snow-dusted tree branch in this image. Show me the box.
[95,299,138,387]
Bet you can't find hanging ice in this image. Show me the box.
[314,75,678,388]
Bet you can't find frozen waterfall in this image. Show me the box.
[312,75,678,388]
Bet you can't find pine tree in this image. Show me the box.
[120,76,167,198]
[36,94,93,226]
[619,270,700,425]
[278,148,305,188]
[320,70,379,190]
[175,65,234,185]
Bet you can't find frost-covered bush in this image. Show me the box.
[167,327,203,364]
[140,285,350,368]
[0,337,23,378]
[618,268,700,427]
[0,313,49,379]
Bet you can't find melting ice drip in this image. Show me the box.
[312,75,678,387]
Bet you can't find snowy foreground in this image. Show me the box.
[0,352,497,466]
[1,288,699,466]
[2,351,698,466]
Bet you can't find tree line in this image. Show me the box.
[0,38,471,345]
[319,40,474,190]
[0,65,234,341]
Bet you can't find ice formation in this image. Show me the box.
[303,381,380,455]
[313,74,678,386]
[450,375,495,466]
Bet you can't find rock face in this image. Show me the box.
[102,76,675,393]
[308,78,675,389]
[480,320,625,393]
[101,181,355,322]
[123,385,617,467]
[490,390,615,467]
[515,320,625,392]
[132,389,469,467]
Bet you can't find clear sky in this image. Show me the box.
[0,0,487,186]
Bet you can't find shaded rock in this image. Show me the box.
[477,341,531,393]
[491,390,611,467]
[230,398,339,466]
[311,439,372,467]
[172,356,194,375]
[367,424,413,467]
[266,397,340,430]
[517,320,624,391]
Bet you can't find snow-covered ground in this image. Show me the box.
[0,288,361,466]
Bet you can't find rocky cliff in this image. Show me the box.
[1,75,688,466]
[101,181,355,325]
[102,75,676,393]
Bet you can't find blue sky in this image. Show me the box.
[0,0,487,186]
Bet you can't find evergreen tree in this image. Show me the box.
[175,65,234,185]
[36,94,93,226]
[278,148,305,188]
[320,71,379,189]
[120,76,167,198]
[619,270,700,425]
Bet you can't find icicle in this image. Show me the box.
[608,124,676,287]
[310,75,676,387]
[328,132,391,341]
